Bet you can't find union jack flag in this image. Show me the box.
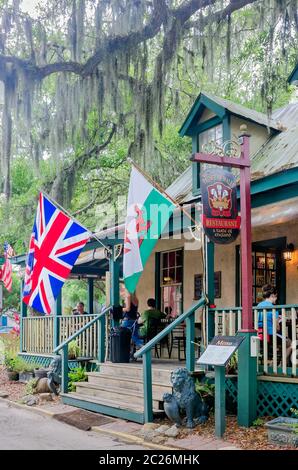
[23,193,90,315]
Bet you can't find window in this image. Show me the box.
[160,249,183,317]
[161,249,183,285]
[199,124,223,151]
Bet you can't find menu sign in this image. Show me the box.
[200,168,241,244]
[197,336,244,367]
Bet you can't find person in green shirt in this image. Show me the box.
[138,298,166,338]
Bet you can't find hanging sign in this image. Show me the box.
[200,168,241,244]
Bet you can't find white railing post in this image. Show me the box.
[291,307,297,376]
[281,308,287,375]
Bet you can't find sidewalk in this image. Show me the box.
[0,396,239,450]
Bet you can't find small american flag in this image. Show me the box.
[1,242,14,291]
[4,241,15,259]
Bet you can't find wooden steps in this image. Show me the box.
[60,361,173,423]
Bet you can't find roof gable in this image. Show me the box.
[179,91,281,137]
[288,63,298,84]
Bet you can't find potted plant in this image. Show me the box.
[17,360,35,383]
[4,354,19,381]
[68,340,81,359]
[265,409,298,447]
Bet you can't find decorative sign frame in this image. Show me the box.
[197,335,244,366]
[194,271,221,299]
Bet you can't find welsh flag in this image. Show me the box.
[124,167,175,293]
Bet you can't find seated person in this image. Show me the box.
[257,284,292,364]
[138,298,166,339]
[73,301,88,315]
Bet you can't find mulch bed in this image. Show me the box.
[0,365,26,401]
[53,409,114,431]
[178,415,297,450]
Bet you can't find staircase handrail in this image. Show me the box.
[134,297,207,359]
[53,305,112,354]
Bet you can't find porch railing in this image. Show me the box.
[211,304,298,377]
[59,314,99,358]
[134,296,207,422]
[53,306,112,394]
[22,316,54,354]
[22,313,100,357]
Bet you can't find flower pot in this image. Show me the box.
[19,372,34,383]
[7,371,19,381]
[265,417,298,447]
[34,368,49,380]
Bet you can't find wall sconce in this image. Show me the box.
[282,243,294,261]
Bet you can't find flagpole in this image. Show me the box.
[41,192,112,255]
[127,158,201,228]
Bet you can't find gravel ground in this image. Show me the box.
[0,365,26,401]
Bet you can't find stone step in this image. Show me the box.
[74,382,162,408]
[87,372,172,396]
[61,392,164,417]
[97,362,173,384]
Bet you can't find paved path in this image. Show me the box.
[0,401,146,450]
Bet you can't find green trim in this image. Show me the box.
[250,168,298,196]
[53,291,62,350]
[186,312,195,372]
[179,93,226,137]
[20,280,27,353]
[61,394,145,423]
[143,351,153,422]
[109,246,120,305]
[190,116,223,136]
[207,241,215,342]
[87,278,94,315]
[251,182,298,208]
[288,64,298,84]
[237,331,257,427]
[215,366,226,437]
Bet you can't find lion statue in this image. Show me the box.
[47,355,62,395]
[163,367,209,428]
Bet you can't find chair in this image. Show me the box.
[171,324,201,361]
[145,317,170,358]
[172,324,186,361]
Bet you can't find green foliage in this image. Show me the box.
[25,378,39,395]
[290,408,298,418]
[252,418,265,427]
[226,353,238,375]
[195,380,215,399]
[68,340,81,359]
[68,366,87,392]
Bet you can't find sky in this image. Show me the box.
[20,0,43,18]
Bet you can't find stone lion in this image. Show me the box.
[163,367,209,428]
[47,355,62,395]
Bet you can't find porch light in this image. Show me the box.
[282,244,294,261]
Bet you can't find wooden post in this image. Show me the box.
[97,315,105,363]
[20,280,27,353]
[87,278,94,315]
[186,311,195,372]
[53,291,62,350]
[61,344,69,393]
[143,350,153,422]
[215,366,226,437]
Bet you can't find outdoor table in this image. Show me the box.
[75,356,93,369]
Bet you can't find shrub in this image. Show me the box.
[68,367,87,392]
